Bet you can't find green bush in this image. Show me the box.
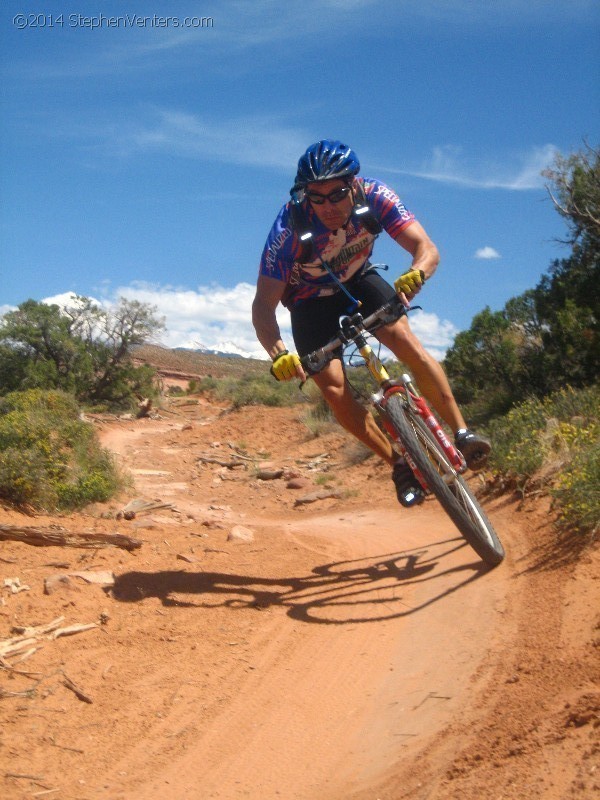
[486,397,548,481]
[202,373,304,409]
[486,384,599,534]
[301,396,336,437]
[552,441,600,535]
[0,297,164,410]
[0,389,125,511]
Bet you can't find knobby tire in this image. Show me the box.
[382,394,505,566]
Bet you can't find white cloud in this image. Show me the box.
[379,143,558,191]
[111,281,278,359]
[405,309,459,361]
[86,109,559,193]
[475,246,501,259]
[43,291,102,307]
[90,108,309,171]
[115,283,459,360]
[37,283,458,362]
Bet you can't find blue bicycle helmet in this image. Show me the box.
[292,140,360,193]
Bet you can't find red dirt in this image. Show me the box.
[1,398,598,799]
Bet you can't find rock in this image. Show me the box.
[44,575,75,595]
[227,526,255,543]
[176,553,198,563]
[45,571,115,594]
[70,571,115,587]
[256,468,284,481]
[286,477,310,490]
[201,519,226,530]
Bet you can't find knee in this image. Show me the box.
[320,381,349,409]
[390,331,431,368]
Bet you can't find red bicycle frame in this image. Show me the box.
[378,377,467,493]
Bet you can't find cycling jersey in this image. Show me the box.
[259,177,415,308]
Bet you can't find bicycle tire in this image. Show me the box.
[382,393,505,566]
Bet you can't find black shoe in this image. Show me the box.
[455,428,491,471]
[392,459,425,508]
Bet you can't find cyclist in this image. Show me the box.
[252,139,490,507]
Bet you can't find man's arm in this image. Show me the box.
[394,221,440,281]
[252,274,288,359]
[393,222,440,302]
[252,274,307,381]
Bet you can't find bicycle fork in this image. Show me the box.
[350,334,466,489]
[373,374,467,494]
[397,374,466,474]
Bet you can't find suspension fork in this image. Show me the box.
[374,382,430,490]
[396,374,466,473]
[349,334,428,483]
[351,326,466,477]
[374,374,467,481]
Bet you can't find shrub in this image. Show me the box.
[486,397,548,484]
[203,373,303,408]
[552,441,600,535]
[301,398,336,437]
[486,384,599,535]
[0,389,125,511]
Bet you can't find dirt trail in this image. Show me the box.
[1,400,598,799]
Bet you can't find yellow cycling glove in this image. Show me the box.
[270,350,301,381]
[394,269,426,296]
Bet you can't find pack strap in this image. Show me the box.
[289,181,383,264]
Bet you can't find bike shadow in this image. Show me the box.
[110,535,492,625]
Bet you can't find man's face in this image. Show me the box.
[305,178,354,231]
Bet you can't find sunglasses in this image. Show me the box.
[305,186,352,205]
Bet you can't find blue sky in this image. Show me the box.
[1,1,598,359]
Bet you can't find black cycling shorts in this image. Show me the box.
[290,269,397,364]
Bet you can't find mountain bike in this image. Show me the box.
[301,295,505,567]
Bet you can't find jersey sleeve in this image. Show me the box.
[258,204,301,282]
[362,177,416,239]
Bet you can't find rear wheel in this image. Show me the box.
[382,394,505,566]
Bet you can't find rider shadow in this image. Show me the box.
[110,535,490,625]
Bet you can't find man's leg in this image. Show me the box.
[312,356,426,506]
[377,315,490,470]
[377,315,467,432]
[311,358,396,466]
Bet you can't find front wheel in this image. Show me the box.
[382,394,505,566]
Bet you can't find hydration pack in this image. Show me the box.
[289,180,383,264]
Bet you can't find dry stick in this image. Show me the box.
[0,657,43,677]
[0,524,142,551]
[197,455,248,469]
[5,773,46,781]
[62,672,93,704]
[0,687,37,699]
[48,740,84,754]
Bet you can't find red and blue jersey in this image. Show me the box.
[259,177,415,308]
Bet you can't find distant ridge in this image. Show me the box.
[133,343,267,380]
[174,346,244,359]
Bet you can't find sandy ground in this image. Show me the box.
[1,397,598,799]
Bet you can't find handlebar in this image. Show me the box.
[301,294,407,374]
